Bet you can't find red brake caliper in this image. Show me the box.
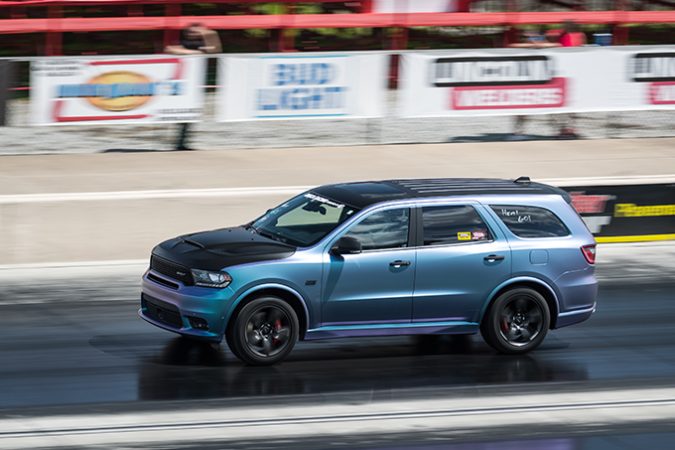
[273,319,282,344]
[501,318,510,333]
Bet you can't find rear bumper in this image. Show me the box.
[139,270,235,341]
[555,302,596,328]
[554,266,598,328]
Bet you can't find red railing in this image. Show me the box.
[2,1,675,55]
[3,10,675,34]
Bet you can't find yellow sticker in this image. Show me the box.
[457,231,472,241]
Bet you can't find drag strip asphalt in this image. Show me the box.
[0,271,673,411]
[1,245,674,448]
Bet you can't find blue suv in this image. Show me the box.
[141,178,598,365]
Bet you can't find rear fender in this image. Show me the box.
[478,276,560,324]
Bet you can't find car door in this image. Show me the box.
[412,203,511,324]
[321,207,415,326]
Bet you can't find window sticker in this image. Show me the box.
[457,231,472,241]
[472,230,487,240]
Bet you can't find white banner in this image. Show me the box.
[216,53,388,121]
[30,55,205,125]
[399,46,675,117]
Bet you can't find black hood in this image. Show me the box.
[152,226,296,271]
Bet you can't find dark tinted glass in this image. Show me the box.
[490,205,570,238]
[345,209,409,251]
[422,205,492,246]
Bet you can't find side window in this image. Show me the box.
[490,205,570,238]
[344,208,410,251]
[422,205,492,246]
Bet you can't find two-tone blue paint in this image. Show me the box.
[140,193,597,342]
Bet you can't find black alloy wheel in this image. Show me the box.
[228,297,299,366]
[481,288,550,354]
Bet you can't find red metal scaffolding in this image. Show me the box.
[1,1,674,55]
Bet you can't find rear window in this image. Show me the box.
[490,205,569,238]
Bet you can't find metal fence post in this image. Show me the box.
[0,60,16,127]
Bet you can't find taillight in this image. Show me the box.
[581,244,596,264]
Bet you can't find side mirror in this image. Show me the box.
[331,236,362,255]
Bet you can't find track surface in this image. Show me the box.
[1,275,674,411]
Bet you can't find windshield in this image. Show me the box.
[251,192,359,247]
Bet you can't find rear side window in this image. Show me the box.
[490,205,569,238]
[421,205,492,246]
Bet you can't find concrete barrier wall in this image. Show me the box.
[4,93,675,155]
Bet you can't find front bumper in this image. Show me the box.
[139,269,236,341]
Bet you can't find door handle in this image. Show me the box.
[389,260,411,268]
[484,254,505,262]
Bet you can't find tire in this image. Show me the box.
[481,288,550,354]
[227,297,299,366]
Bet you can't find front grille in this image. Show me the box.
[142,294,183,329]
[150,255,193,285]
[147,273,179,290]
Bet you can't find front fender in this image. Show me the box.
[224,281,311,329]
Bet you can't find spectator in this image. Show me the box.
[165,24,222,150]
[560,20,587,47]
[506,28,561,141]
[556,20,586,139]
[509,27,561,49]
[166,23,222,55]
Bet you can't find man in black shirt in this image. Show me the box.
[165,24,221,150]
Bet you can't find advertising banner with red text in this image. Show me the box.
[398,46,675,117]
[30,55,205,125]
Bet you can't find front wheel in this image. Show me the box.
[481,288,550,354]
[227,297,299,366]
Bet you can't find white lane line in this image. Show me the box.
[2,387,675,448]
[1,175,674,204]
[0,259,147,270]
[4,398,675,438]
[541,174,675,187]
[0,186,312,204]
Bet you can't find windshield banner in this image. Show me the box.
[399,46,675,117]
[30,55,205,126]
[216,52,388,121]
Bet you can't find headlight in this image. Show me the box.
[191,269,232,288]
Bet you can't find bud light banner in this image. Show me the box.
[399,46,675,117]
[217,53,387,121]
[30,55,205,125]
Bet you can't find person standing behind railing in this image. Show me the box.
[556,20,586,139]
[165,24,222,150]
[507,28,560,141]
[560,20,587,48]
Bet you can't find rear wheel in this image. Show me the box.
[481,288,550,354]
[227,297,299,366]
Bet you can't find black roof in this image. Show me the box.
[312,177,570,209]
